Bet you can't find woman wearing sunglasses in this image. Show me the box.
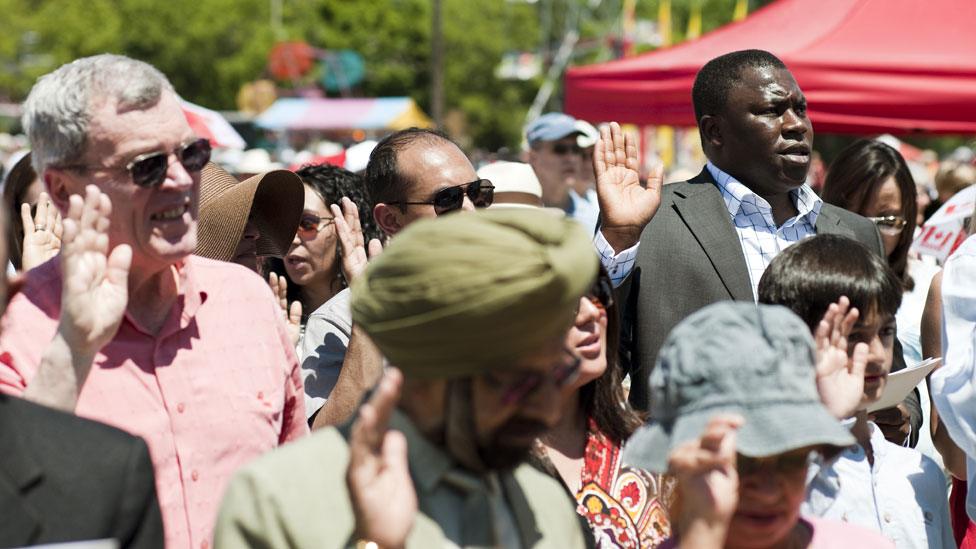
[532,267,675,548]
[271,163,382,329]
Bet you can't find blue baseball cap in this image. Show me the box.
[525,113,581,145]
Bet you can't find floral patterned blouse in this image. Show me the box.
[535,419,675,548]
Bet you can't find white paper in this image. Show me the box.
[23,541,118,549]
[866,357,941,413]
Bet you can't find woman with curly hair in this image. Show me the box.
[271,163,382,319]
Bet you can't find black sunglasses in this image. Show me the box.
[393,179,495,214]
[551,143,584,156]
[61,138,212,188]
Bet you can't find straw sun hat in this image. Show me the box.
[196,162,304,262]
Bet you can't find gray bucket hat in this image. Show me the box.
[623,302,855,473]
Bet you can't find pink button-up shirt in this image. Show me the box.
[0,255,309,549]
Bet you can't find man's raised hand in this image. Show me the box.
[59,185,131,358]
[347,368,416,548]
[331,197,383,284]
[594,121,664,253]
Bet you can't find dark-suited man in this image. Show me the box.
[591,49,920,444]
[0,394,163,548]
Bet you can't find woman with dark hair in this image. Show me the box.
[270,163,385,424]
[821,139,917,289]
[533,267,674,548]
[2,152,62,272]
[821,139,941,368]
[272,163,382,319]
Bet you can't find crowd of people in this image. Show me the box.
[2,47,976,549]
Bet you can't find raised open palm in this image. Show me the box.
[331,197,383,284]
[59,185,131,357]
[347,368,416,547]
[594,121,664,252]
[814,296,868,419]
[268,272,302,347]
[668,414,742,543]
[21,191,63,270]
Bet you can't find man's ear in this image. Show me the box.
[699,115,724,148]
[43,168,75,215]
[373,203,403,238]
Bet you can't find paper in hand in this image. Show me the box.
[866,357,941,413]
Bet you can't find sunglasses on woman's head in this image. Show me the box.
[59,138,212,188]
[393,179,494,214]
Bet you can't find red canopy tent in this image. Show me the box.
[564,0,976,134]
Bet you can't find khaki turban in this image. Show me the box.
[351,209,598,379]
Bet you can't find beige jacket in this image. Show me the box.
[214,411,587,548]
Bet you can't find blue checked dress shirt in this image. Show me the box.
[595,163,823,298]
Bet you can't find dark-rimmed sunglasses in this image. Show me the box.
[393,179,494,214]
[551,143,584,156]
[61,138,212,188]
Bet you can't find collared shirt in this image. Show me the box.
[706,161,821,298]
[214,409,588,548]
[0,255,309,549]
[930,234,976,522]
[567,188,601,235]
[596,163,822,296]
[803,421,953,548]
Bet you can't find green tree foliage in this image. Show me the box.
[0,0,763,149]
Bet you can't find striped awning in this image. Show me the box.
[255,97,432,131]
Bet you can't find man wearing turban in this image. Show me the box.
[214,209,597,548]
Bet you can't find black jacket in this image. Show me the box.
[0,393,163,548]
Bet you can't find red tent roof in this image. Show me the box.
[564,0,976,134]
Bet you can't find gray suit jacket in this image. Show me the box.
[620,168,921,442]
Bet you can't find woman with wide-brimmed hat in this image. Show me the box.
[195,161,304,274]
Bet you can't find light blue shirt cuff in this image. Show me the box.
[594,230,639,287]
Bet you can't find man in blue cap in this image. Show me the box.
[525,112,600,232]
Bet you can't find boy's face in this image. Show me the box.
[850,308,897,406]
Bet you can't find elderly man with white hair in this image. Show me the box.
[0,54,307,549]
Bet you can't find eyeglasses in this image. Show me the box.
[59,138,212,188]
[551,143,584,156]
[485,349,582,407]
[296,212,335,241]
[392,179,494,214]
[867,215,908,236]
[736,451,815,477]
